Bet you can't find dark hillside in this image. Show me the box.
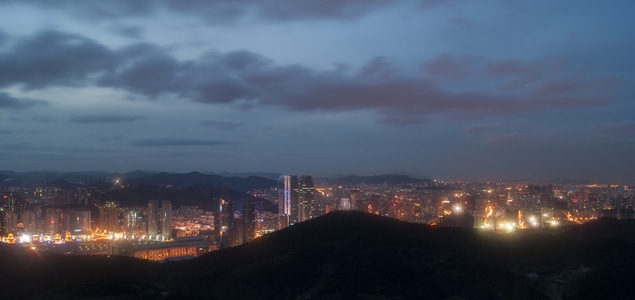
[2,212,635,299]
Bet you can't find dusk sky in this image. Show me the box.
[0,0,633,182]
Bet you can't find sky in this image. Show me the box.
[0,0,633,182]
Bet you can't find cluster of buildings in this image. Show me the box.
[1,175,634,261]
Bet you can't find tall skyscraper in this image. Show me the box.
[279,175,315,228]
[69,208,91,233]
[279,175,291,229]
[298,176,315,222]
[147,200,172,240]
[161,200,172,239]
[147,200,158,236]
[100,201,119,231]
[215,195,234,248]
[242,199,256,243]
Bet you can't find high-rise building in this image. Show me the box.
[242,199,256,243]
[279,175,315,228]
[147,200,172,240]
[215,195,234,248]
[100,202,119,231]
[161,200,172,239]
[147,200,158,236]
[350,189,361,211]
[279,175,292,229]
[298,176,315,222]
[69,208,91,233]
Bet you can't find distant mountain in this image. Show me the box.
[97,184,277,212]
[329,174,426,186]
[218,171,282,180]
[0,170,112,186]
[0,174,9,182]
[45,179,81,189]
[2,213,635,299]
[126,171,277,192]
[0,170,279,192]
[122,170,157,179]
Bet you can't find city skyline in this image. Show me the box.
[0,1,633,182]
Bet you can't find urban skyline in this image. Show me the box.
[0,1,633,182]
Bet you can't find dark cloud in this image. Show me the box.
[422,53,480,81]
[0,30,622,126]
[449,17,479,28]
[99,46,620,125]
[131,138,228,147]
[592,120,635,133]
[70,114,144,123]
[464,123,505,133]
[0,30,7,45]
[31,116,54,123]
[420,0,463,8]
[110,24,144,39]
[98,43,181,98]
[0,30,115,89]
[199,120,243,130]
[8,0,397,23]
[0,92,47,109]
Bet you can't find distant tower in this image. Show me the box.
[161,200,172,239]
[339,198,351,211]
[289,176,300,225]
[242,199,256,243]
[279,175,315,227]
[279,175,291,229]
[69,208,91,233]
[125,208,140,237]
[298,176,315,222]
[100,201,119,231]
[215,195,234,248]
[350,189,361,211]
[147,200,171,240]
[147,200,158,237]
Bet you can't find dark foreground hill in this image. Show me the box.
[2,213,635,299]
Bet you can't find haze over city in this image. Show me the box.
[0,0,633,182]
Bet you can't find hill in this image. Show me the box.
[329,174,426,186]
[126,171,277,192]
[97,184,276,212]
[2,213,635,299]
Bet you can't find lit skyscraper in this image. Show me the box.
[279,175,314,228]
[147,200,158,237]
[279,175,292,229]
[298,176,315,222]
[147,200,172,240]
[216,196,234,248]
[242,199,256,243]
[100,201,119,232]
[161,200,172,239]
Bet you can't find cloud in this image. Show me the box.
[450,17,479,28]
[5,0,398,23]
[98,47,622,125]
[0,30,622,126]
[131,138,229,147]
[70,114,144,123]
[0,92,48,109]
[110,24,143,39]
[421,53,480,81]
[199,120,243,130]
[464,123,505,133]
[0,30,115,89]
[591,120,635,133]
